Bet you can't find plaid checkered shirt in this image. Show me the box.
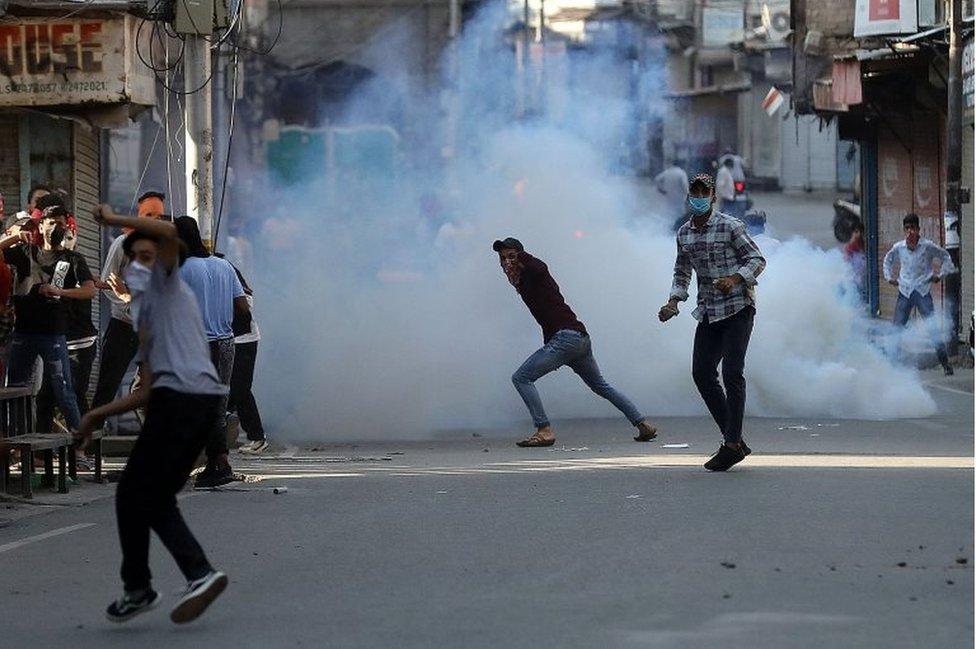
[670,211,766,322]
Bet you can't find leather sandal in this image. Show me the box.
[516,433,555,447]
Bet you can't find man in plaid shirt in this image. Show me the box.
[659,173,766,471]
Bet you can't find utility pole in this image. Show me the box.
[446,0,460,159]
[176,1,216,249]
[443,0,461,197]
[945,0,964,352]
[519,0,530,117]
[213,40,228,235]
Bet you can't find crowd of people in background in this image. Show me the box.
[0,184,270,485]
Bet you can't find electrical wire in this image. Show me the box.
[128,121,163,214]
[43,0,100,22]
[223,0,283,56]
[164,34,174,210]
[213,40,240,248]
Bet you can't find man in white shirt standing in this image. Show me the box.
[653,160,689,225]
[883,213,956,375]
[715,158,736,216]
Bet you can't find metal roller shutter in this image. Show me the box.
[0,116,21,218]
[962,126,974,339]
[72,124,102,397]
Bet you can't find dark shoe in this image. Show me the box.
[193,465,235,489]
[633,420,658,442]
[703,444,746,472]
[944,365,954,376]
[740,439,752,457]
[106,589,160,623]
[170,571,228,624]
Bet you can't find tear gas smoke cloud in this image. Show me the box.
[246,2,936,440]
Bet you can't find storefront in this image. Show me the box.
[0,11,154,374]
[962,35,974,339]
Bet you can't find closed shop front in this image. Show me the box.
[963,128,973,337]
[780,107,839,192]
[0,112,102,391]
[962,36,974,341]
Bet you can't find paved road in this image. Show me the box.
[0,368,971,648]
[1,190,968,647]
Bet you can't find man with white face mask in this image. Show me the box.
[35,214,99,469]
[77,205,229,626]
[0,205,95,434]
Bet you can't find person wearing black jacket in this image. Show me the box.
[0,205,95,433]
[494,237,658,447]
[36,210,99,468]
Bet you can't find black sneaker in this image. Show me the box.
[740,439,752,457]
[703,444,746,472]
[193,465,235,489]
[170,571,228,624]
[944,365,954,376]
[105,589,160,623]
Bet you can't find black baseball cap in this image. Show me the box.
[689,173,715,190]
[492,237,524,252]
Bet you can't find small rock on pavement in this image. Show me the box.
[722,593,731,599]
[897,562,907,567]
[946,580,955,585]
[720,562,736,569]
[955,557,968,565]
[909,597,918,602]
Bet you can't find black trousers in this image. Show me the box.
[36,343,96,434]
[692,306,754,445]
[228,341,266,441]
[117,388,219,591]
[92,318,139,410]
[206,339,235,463]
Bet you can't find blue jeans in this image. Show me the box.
[7,332,82,430]
[893,291,949,367]
[512,329,645,429]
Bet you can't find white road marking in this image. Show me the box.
[235,454,973,480]
[0,523,96,555]
[924,382,974,397]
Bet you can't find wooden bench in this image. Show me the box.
[0,433,72,498]
[67,428,106,484]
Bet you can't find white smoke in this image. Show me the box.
[246,3,935,440]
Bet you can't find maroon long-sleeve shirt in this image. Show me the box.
[514,252,587,343]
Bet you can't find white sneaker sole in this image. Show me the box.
[170,572,228,624]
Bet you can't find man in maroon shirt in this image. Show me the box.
[494,238,658,447]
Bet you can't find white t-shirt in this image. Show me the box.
[234,294,260,344]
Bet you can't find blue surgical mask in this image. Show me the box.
[688,196,712,215]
